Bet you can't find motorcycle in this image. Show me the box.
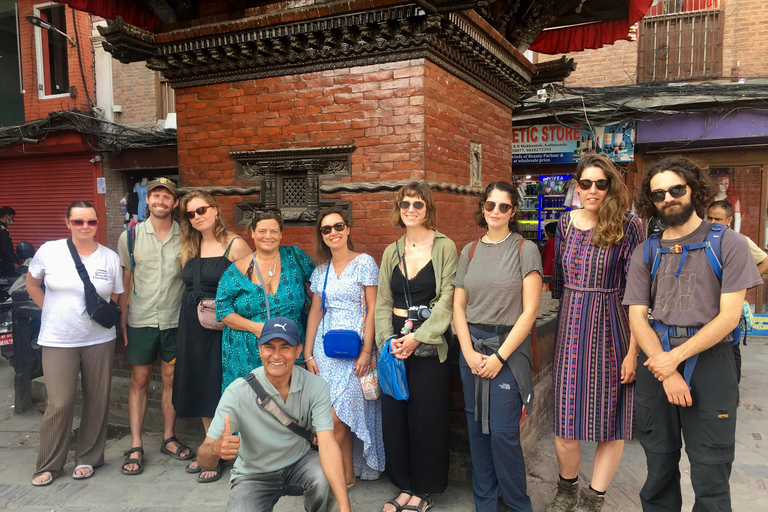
[1,241,41,376]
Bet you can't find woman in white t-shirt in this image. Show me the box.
[27,201,124,486]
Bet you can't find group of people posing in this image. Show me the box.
[25,153,759,512]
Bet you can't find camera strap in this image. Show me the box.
[394,241,414,311]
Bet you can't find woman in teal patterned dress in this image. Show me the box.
[216,210,315,392]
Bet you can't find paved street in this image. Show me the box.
[1,341,767,511]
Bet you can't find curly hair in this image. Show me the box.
[313,206,353,265]
[474,181,519,233]
[575,154,630,247]
[634,156,717,220]
[179,190,229,265]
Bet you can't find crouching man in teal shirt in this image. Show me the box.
[196,317,351,512]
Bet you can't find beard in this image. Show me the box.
[659,200,695,227]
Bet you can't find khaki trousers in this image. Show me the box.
[35,339,115,477]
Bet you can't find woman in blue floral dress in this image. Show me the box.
[304,206,385,486]
[216,209,314,393]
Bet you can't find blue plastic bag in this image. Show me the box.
[377,339,409,401]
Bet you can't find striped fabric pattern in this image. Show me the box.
[551,214,644,441]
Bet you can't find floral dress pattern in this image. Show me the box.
[309,254,385,479]
[216,245,315,393]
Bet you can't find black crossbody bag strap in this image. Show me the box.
[244,373,314,443]
[67,239,97,294]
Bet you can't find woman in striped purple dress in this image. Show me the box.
[547,155,644,512]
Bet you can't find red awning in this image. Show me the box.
[530,0,654,54]
[59,0,161,32]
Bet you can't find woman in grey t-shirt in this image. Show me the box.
[453,181,543,512]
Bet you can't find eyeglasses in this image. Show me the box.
[649,184,688,203]
[399,201,425,210]
[481,201,514,214]
[577,179,610,191]
[185,205,213,219]
[71,219,98,226]
[320,222,347,235]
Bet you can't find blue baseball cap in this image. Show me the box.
[259,317,301,346]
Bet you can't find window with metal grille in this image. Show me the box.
[637,0,722,83]
[34,3,69,97]
[282,177,307,206]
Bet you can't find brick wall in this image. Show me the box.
[175,58,512,259]
[536,0,768,87]
[111,62,160,129]
[18,1,93,122]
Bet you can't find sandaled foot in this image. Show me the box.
[121,447,144,475]
[197,460,223,483]
[383,491,412,512]
[72,464,94,480]
[32,472,53,486]
[403,494,433,512]
[160,436,194,460]
[186,460,202,474]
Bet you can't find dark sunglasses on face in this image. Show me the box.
[481,201,514,214]
[185,205,213,219]
[71,219,98,226]
[320,222,347,235]
[649,184,687,203]
[577,179,610,191]
[399,201,425,210]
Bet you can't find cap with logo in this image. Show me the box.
[259,317,301,346]
[147,177,178,197]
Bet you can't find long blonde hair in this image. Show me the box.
[179,190,229,265]
[576,155,630,247]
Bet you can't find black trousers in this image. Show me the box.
[634,343,738,512]
[381,354,450,494]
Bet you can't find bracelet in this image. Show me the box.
[360,349,371,354]
[304,356,315,362]
[493,350,507,365]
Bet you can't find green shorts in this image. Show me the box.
[125,326,178,365]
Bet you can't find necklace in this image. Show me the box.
[255,252,279,277]
[332,252,353,274]
[406,233,433,247]
[483,231,513,245]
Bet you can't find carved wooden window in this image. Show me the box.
[637,0,723,83]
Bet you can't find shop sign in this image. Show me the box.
[512,121,635,165]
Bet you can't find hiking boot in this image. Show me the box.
[573,487,604,512]
[546,479,579,512]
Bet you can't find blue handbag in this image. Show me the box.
[321,263,362,359]
[377,339,409,401]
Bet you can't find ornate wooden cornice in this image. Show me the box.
[98,4,534,107]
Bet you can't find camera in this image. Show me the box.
[408,305,431,322]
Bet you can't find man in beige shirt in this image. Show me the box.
[117,178,189,475]
[707,199,768,383]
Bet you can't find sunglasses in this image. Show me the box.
[71,219,98,226]
[481,201,514,214]
[185,205,213,219]
[649,184,687,204]
[399,201,425,210]
[320,222,347,235]
[577,179,610,191]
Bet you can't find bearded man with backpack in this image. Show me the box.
[623,156,762,512]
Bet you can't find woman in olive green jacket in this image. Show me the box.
[375,182,458,512]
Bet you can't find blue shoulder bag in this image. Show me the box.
[321,263,362,359]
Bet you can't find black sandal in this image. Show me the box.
[402,494,433,512]
[185,460,202,474]
[121,447,144,476]
[384,490,413,512]
[197,460,223,483]
[160,436,194,461]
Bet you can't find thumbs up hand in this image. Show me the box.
[217,415,240,460]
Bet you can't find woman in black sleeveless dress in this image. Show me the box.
[172,190,251,482]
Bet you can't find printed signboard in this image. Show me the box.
[512,121,635,165]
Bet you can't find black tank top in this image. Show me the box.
[391,260,436,309]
